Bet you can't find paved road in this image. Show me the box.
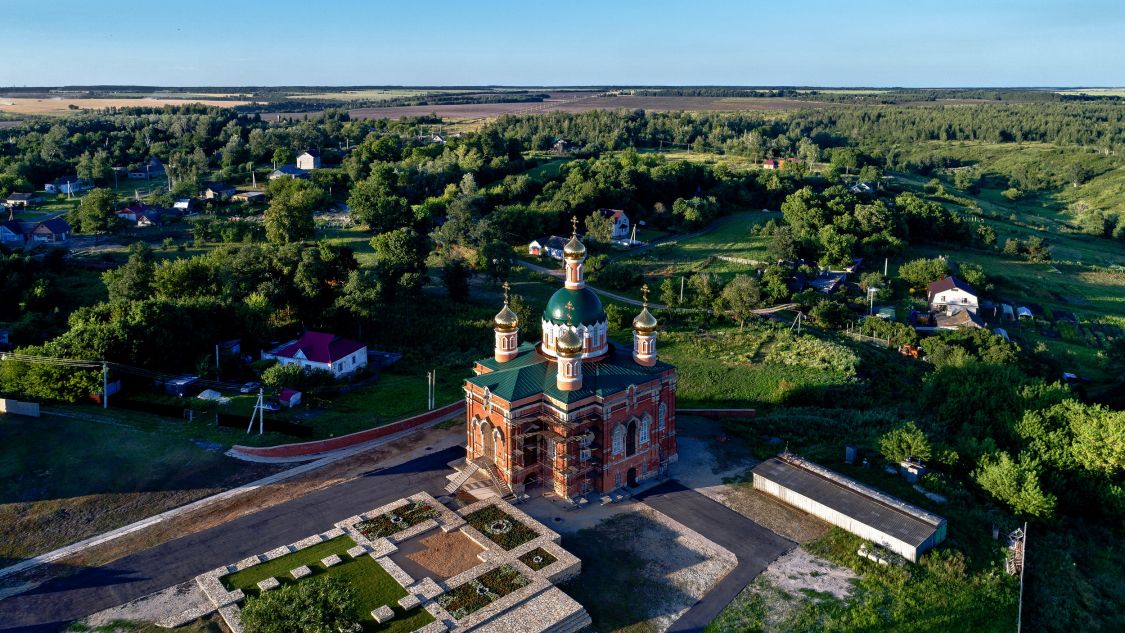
[0,446,462,633]
[636,480,795,633]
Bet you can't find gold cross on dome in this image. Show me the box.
[641,283,650,307]
[571,215,578,237]
[502,281,510,304]
[565,300,574,322]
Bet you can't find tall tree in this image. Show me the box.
[719,274,761,330]
[264,179,324,244]
[68,188,119,234]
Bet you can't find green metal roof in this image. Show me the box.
[543,286,605,326]
[467,341,671,404]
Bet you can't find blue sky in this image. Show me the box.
[5,0,1124,87]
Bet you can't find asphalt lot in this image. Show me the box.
[0,446,461,633]
[636,480,796,633]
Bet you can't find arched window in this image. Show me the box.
[612,425,626,455]
[640,415,651,444]
[658,403,667,431]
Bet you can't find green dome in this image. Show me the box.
[544,287,606,326]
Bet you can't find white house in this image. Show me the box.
[45,178,92,195]
[261,331,368,376]
[529,235,568,260]
[927,276,978,314]
[296,149,321,171]
[597,208,631,239]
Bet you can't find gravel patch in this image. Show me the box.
[81,580,211,627]
[761,547,855,600]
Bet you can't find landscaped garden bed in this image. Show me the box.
[436,564,530,620]
[464,505,539,550]
[518,547,558,571]
[219,535,434,633]
[357,500,440,539]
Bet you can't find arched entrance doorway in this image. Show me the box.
[627,467,638,488]
[480,420,494,460]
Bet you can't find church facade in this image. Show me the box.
[464,224,678,500]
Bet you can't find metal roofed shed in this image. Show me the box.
[752,453,947,562]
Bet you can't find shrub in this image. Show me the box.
[973,452,1056,519]
[879,421,933,463]
[241,575,357,633]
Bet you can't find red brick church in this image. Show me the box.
[463,223,678,500]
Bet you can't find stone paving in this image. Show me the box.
[190,491,590,633]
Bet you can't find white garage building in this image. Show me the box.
[752,453,946,562]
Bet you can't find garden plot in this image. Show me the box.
[189,492,590,633]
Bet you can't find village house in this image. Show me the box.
[17,218,72,244]
[127,157,165,180]
[269,165,310,180]
[232,190,267,203]
[5,193,42,208]
[202,181,236,201]
[296,149,321,170]
[173,198,198,214]
[45,177,92,195]
[261,331,369,376]
[597,208,631,240]
[529,235,569,259]
[0,220,24,245]
[927,276,979,314]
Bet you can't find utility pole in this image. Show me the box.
[884,257,888,277]
[679,276,684,304]
[247,388,265,434]
[102,362,109,409]
[215,344,221,377]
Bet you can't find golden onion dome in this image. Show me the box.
[633,307,658,334]
[494,304,518,332]
[556,327,584,356]
[563,234,586,260]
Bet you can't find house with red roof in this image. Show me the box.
[597,208,630,239]
[261,331,368,376]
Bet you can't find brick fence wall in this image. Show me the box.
[231,401,464,459]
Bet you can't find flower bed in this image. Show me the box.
[357,501,440,539]
[464,505,538,550]
[436,564,529,620]
[518,547,557,571]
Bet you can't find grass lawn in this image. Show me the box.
[0,410,281,566]
[221,367,464,438]
[657,325,854,408]
[614,211,778,286]
[318,225,377,266]
[223,535,433,633]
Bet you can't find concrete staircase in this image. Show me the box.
[444,460,479,494]
[484,461,514,497]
